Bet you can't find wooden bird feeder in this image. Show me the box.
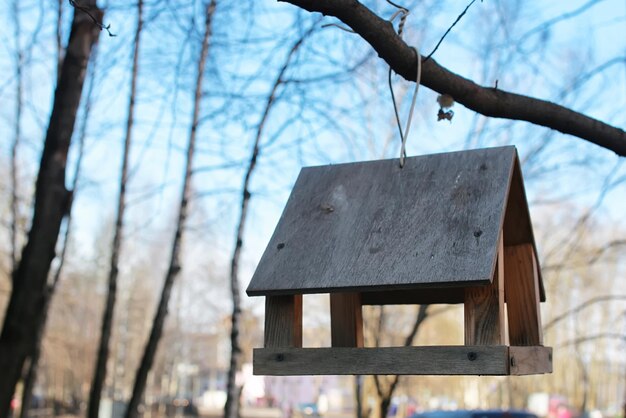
[246,146,552,376]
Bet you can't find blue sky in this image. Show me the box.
[0,0,624,319]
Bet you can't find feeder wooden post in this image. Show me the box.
[505,244,543,346]
[464,232,506,345]
[330,293,363,347]
[264,295,302,348]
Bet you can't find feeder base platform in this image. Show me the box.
[253,345,552,376]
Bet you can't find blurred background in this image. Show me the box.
[0,0,624,418]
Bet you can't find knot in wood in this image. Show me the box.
[320,203,334,213]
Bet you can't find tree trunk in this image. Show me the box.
[223,26,315,418]
[88,1,143,416]
[10,0,23,274]
[355,376,364,418]
[0,4,102,417]
[18,38,96,418]
[19,33,97,418]
[379,397,391,418]
[56,0,64,82]
[124,3,215,417]
[372,305,429,418]
[19,288,50,418]
[623,361,626,418]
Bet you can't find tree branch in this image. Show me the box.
[557,332,626,348]
[543,294,626,332]
[279,0,626,156]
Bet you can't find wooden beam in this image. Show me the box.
[502,158,546,303]
[255,346,508,375]
[465,232,505,345]
[509,346,552,375]
[330,293,363,347]
[504,244,543,345]
[264,295,302,348]
[253,345,551,376]
[361,288,464,305]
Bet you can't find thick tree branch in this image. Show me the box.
[280,0,626,157]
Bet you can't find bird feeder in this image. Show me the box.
[246,146,552,376]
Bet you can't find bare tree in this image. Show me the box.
[9,0,23,275]
[0,3,103,416]
[223,23,318,418]
[88,1,144,416]
[124,2,216,417]
[56,0,63,82]
[0,0,622,413]
[18,38,99,418]
[279,0,625,156]
[372,305,429,418]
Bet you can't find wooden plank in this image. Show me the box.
[464,232,505,345]
[509,346,552,375]
[502,157,546,301]
[504,244,543,346]
[361,288,464,305]
[247,147,518,296]
[264,295,302,348]
[253,346,510,375]
[330,293,363,347]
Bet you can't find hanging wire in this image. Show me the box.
[322,0,422,168]
[386,0,421,168]
[389,48,421,168]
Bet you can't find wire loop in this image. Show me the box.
[386,1,421,168]
[323,0,421,168]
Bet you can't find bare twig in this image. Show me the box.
[89,0,143,415]
[424,0,479,61]
[587,239,626,264]
[10,0,23,274]
[279,0,626,156]
[544,295,626,332]
[557,332,626,348]
[373,305,429,418]
[56,0,63,81]
[69,0,116,36]
[124,3,215,418]
[543,160,624,265]
[224,22,320,418]
[516,0,607,47]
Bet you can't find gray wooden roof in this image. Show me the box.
[247,146,545,302]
